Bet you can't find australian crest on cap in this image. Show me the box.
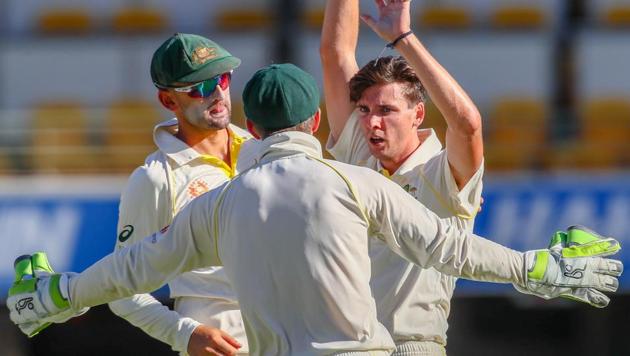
[191,46,217,65]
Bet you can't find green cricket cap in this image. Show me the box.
[243,63,320,130]
[151,33,241,88]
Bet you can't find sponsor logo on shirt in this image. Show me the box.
[118,225,134,243]
[187,179,210,198]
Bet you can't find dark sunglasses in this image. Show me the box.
[168,71,232,98]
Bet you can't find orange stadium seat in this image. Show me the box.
[103,100,163,173]
[546,141,621,170]
[215,10,273,31]
[422,101,447,144]
[484,98,549,171]
[112,7,168,34]
[580,98,630,146]
[490,5,546,29]
[29,102,101,174]
[302,8,325,30]
[418,6,472,29]
[37,8,92,35]
[602,5,630,27]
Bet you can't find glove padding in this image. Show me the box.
[6,252,89,337]
[516,225,623,308]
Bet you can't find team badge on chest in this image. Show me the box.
[187,179,210,198]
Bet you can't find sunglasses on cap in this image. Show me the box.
[158,71,232,98]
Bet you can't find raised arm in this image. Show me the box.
[320,0,361,141]
[361,0,483,188]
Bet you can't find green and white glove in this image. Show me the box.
[6,252,89,337]
[516,225,623,308]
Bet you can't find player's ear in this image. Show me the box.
[157,90,178,111]
[246,119,261,139]
[311,108,321,134]
[413,101,425,128]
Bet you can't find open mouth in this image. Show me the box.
[370,137,385,145]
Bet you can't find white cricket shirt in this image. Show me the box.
[327,112,483,345]
[69,132,524,356]
[108,118,253,353]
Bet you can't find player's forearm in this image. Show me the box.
[396,33,483,186]
[321,0,361,140]
[320,0,359,60]
[396,34,482,136]
[109,295,200,353]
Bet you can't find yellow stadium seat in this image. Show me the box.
[112,7,168,34]
[484,142,546,171]
[488,98,548,145]
[215,10,272,31]
[546,141,621,170]
[302,9,325,30]
[418,6,472,29]
[491,6,546,29]
[602,6,630,27]
[230,101,247,129]
[30,102,101,174]
[422,101,447,144]
[37,9,92,35]
[580,98,630,146]
[103,100,163,173]
[483,98,549,171]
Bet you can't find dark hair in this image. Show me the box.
[349,56,427,106]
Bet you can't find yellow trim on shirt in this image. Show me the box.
[379,167,476,220]
[200,129,247,178]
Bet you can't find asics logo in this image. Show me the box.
[563,265,585,279]
[15,297,34,315]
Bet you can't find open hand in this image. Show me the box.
[360,0,412,43]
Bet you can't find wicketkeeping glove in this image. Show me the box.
[515,225,623,308]
[6,252,89,337]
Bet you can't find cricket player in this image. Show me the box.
[7,63,622,356]
[109,33,253,355]
[320,1,483,354]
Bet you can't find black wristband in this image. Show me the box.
[386,30,414,49]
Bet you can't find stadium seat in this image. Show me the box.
[36,8,92,35]
[490,5,546,29]
[484,98,549,171]
[302,8,325,30]
[103,100,163,173]
[602,5,630,27]
[29,102,101,174]
[215,10,272,31]
[230,101,247,129]
[580,98,630,143]
[546,141,621,170]
[422,101,447,144]
[418,6,472,29]
[112,7,168,34]
[488,98,548,144]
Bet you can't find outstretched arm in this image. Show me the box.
[362,0,483,189]
[320,0,361,141]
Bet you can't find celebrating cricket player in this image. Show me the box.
[7,63,623,356]
[320,1,483,354]
[110,33,253,355]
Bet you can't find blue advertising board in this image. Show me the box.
[1,174,629,300]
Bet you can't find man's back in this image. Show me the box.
[214,133,394,355]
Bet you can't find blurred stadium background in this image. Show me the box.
[1,0,629,355]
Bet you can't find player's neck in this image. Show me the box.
[177,127,231,162]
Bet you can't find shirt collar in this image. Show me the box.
[376,128,442,176]
[256,131,323,164]
[153,118,247,169]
